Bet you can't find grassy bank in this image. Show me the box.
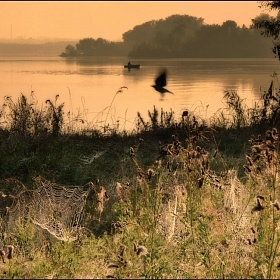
[1,79,280,278]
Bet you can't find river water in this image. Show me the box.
[0,56,280,132]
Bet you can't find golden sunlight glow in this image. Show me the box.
[0,1,277,41]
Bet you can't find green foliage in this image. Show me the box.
[242,127,280,278]
[2,77,280,277]
[47,241,82,278]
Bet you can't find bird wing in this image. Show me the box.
[155,71,167,87]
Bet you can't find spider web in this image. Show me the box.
[7,178,91,242]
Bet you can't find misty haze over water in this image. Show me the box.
[0,56,279,131]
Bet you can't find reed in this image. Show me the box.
[1,77,280,278]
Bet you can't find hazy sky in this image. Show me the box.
[0,1,277,41]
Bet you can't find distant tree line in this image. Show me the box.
[60,38,128,57]
[60,14,274,58]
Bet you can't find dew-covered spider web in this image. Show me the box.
[6,178,91,242]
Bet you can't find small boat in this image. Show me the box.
[124,63,140,69]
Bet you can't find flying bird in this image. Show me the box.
[152,68,173,99]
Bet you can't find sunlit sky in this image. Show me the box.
[0,1,278,41]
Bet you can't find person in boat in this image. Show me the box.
[128,61,131,66]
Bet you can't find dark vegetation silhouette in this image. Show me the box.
[60,38,127,57]
[251,0,280,60]
[60,14,273,58]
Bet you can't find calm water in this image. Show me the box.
[0,56,280,131]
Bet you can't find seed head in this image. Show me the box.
[134,243,148,256]
[147,168,155,180]
[6,245,14,260]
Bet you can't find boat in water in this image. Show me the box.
[124,62,140,69]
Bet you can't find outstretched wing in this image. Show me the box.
[155,70,167,87]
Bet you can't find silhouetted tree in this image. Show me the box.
[76,38,96,56]
[60,44,78,57]
[122,21,157,47]
[59,13,273,58]
[251,1,280,59]
[125,15,272,58]
[128,42,171,58]
[222,20,238,32]
[60,38,127,57]
[123,14,203,53]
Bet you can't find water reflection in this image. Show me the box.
[0,56,279,131]
[64,56,128,66]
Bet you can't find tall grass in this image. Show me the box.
[1,76,280,278]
